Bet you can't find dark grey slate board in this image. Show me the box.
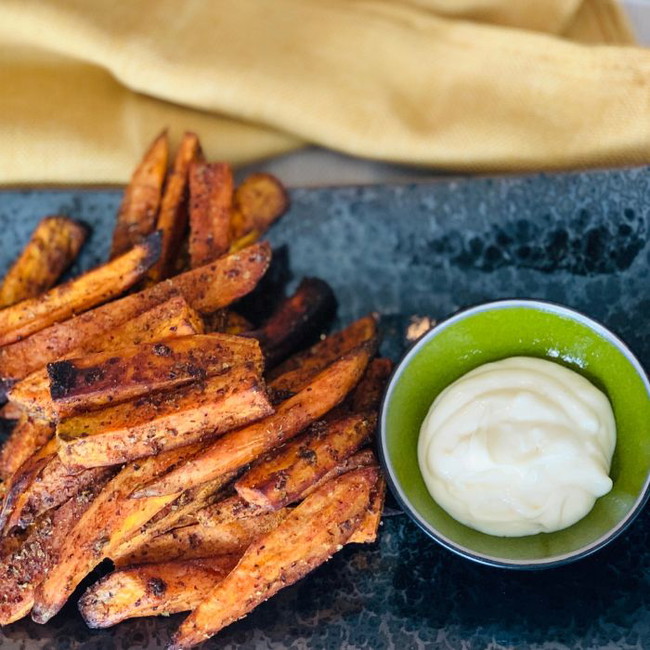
[0,167,648,650]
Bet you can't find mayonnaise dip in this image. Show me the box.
[417,356,616,537]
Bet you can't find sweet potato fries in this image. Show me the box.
[0,131,389,648]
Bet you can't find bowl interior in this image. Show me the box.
[382,302,650,566]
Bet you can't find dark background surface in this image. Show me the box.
[0,167,648,649]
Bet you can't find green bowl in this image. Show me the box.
[379,299,650,569]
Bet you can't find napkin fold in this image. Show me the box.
[0,0,645,184]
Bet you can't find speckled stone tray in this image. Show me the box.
[0,168,648,650]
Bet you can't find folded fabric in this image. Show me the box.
[0,0,645,184]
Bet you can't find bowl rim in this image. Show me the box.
[378,298,650,570]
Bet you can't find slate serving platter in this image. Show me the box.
[0,167,648,650]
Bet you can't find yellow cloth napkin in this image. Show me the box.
[0,0,645,184]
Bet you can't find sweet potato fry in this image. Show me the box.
[218,310,253,335]
[196,495,268,528]
[0,401,22,420]
[133,344,372,498]
[0,478,109,625]
[116,510,288,567]
[31,445,201,623]
[47,334,263,419]
[189,162,233,268]
[57,364,273,470]
[349,475,386,544]
[230,173,289,241]
[7,296,204,420]
[300,449,377,499]
[111,475,236,567]
[0,439,58,532]
[170,467,379,649]
[0,414,54,482]
[0,216,88,309]
[268,314,378,398]
[235,412,375,510]
[0,232,161,347]
[347,357,393,413]
[79,556,240,628]
[147,132,202,283]
[2,450,114,534]
[0,243,270,388]
[110,130,169,259]
[247,277,337,368]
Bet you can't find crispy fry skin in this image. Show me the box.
[300,449,377,499]
[196,495,268,528]
[0,243,270,387]
[2,450,114,534]
[117,510,288,567]
[235,412,375,510]
[347,357,393,413]
[0,232,161,348]
[133,344,372,498]
[0,439,58,533]
[0,414,54,482]
[47,334,263,419]
[0,216,88,309]
[30,445,202,623]
[247,277,337,368]
[57,364,273,469]
[0,478,110,625]
[189,162,233,268]
[268,315,378,398]
[87,294,204,354]
[147,132,201,283]
[110,131,169,259]
[111,475,236,567]
[170,467,379,649]
[349,475,385,544]
[7,297,204,420]
[230,173,289,241]
[79,556,239,628]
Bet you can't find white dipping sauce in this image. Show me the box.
[417,357,616,537]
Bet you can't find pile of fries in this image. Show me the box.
[0,132,389,648]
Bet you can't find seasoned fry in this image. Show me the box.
[147,132,202,283]
[110,130,169,259]
[7,295,204,420]
[47,334,263,419]
[170,467,379,649]
[0,243,270,388]
[0,478,109,625]
[0,439,58,532]
[189,162,233,268]
[0,232,161,348]
[111,475,236,567]
[196,495,268,528]
[219,310,253,335]
[79,556,240,628]
[133,344,372,498]
[230,173,289,241]
[349,475,386,544]
[0,216,88,309]
[268,314,378,398]
[300,449,378,499]
[0,414,54,482]
[235,412,375,510]
[347,357,393,413]
[2,451,114,534]
[117,510,288,567]
[57,364,273,470]
[31,446,201,623]
[0,401,22,420]
[247,277,337,368]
